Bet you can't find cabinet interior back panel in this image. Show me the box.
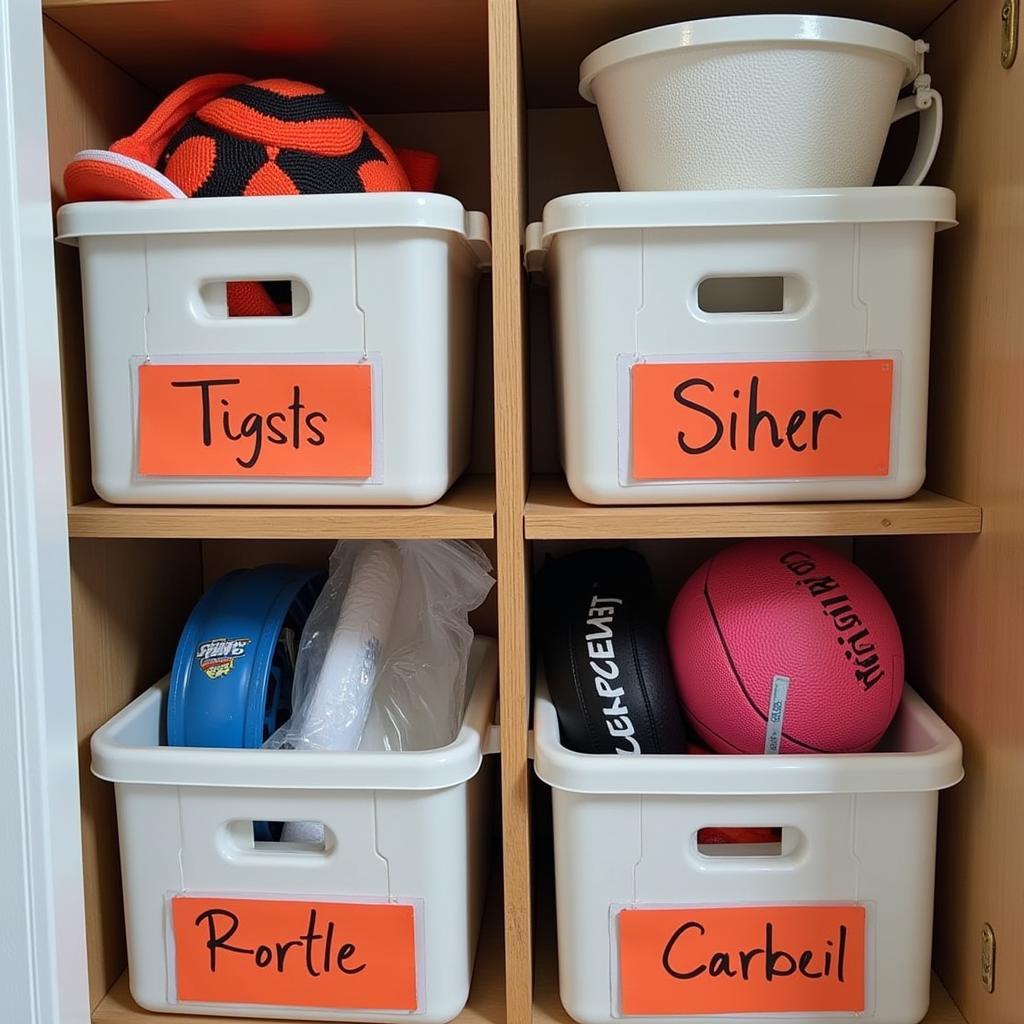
[43,0,489,114]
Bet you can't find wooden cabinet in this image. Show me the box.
[7,0,1017,1022]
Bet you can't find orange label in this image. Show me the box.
[630,359,893,480]
[618,905,866,1016]
[138,362,373,477]
[171,896,417,1011]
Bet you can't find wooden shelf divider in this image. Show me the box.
[525,475,982,540]
[67,475,496,540]
[46,0,994,1022]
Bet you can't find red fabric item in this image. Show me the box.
[225,282,281,317]
[395,148,440,191]
[698,827,783,846]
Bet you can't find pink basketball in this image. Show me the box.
[667,540,904,754]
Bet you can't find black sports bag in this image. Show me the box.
[535,547,687,755]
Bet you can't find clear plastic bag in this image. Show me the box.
[266,539,494,754]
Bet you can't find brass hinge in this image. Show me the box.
[1002,0,1019,68]
[981,922,996,993]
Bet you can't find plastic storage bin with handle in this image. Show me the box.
[91,637,498,1022]
[526,187,955,505]
[578,15,942,191]
[57,193,490,505]
[533,676,963,1024]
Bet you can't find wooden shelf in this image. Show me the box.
[524,476,983,540]
[68,476,495,540]
[92,874,506,1023]
[91,869,967,1024]
[534,950,967,1024]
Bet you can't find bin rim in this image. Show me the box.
[528,187,957,259]
[91,637,498,792]
[533,675,963,797]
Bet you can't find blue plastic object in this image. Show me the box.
[167,565,325,750]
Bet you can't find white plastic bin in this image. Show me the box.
[57,193,490,505]
[525,187,956,505]
[91,637,498,1022]
[533,680,963,1024]
[578,16,942,191]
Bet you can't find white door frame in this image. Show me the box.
[0,0,90,1020]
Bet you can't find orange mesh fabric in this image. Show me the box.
[161,135,217,197]
[64,157,179,202]
[243,161,301,196]
[159,79,410,197]
[254,79,326,98]
[197,96,367,154]
[225,282,282,317]
[110,73,251,168]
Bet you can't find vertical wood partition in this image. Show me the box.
[489,2,533,1022]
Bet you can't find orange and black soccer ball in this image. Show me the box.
[64,73,437,202]
[63,74,438,315]
[159,78,416,197]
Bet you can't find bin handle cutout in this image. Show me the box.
[695,275,808,316]
[197,279,311,319]
[219,819,335,857]
[694,826,803,861]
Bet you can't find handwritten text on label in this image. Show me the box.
[618,904,866,1016]
[630,359,893,481]
[171,896,417,1010]
[138,362,373,478]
